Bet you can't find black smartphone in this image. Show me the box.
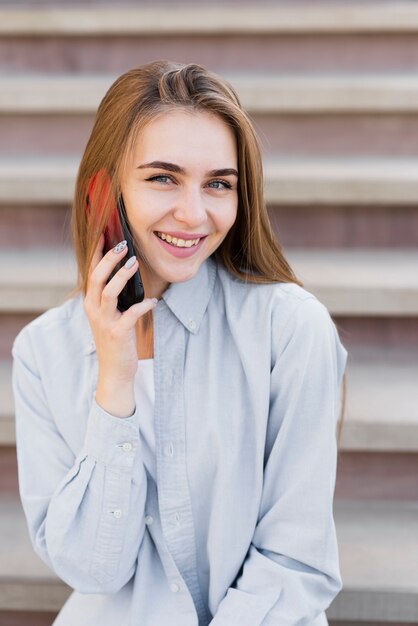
[103,196,145,311]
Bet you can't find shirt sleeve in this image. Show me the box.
[12,329,149,594]
[210,295,347,626]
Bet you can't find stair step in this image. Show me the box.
[0,611,58,626]
[329,500,418,622]
[1,203,417,250]
[1,494,417,621]
[4,73,418,114]
[342,347,418,452]
[2,345,418,450]
[265,158,418,205]
[3,157,418,205]
[0,361,13,446]
[335,451,418,502]
[0,248,76,313]
[285,248,418,315]
[2,4,418,36]
[1,247,417,315]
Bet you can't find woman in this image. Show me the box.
[12,61,347,625]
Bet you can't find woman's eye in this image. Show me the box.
[145,176,232,189]
[207,180,232,190]
[146,175,173,184]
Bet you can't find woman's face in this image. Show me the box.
[120,109,239,298]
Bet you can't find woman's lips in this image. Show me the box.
[154,232,207,258]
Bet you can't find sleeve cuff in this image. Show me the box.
[83,396,141,467]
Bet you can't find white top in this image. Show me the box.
[134,359,156,481]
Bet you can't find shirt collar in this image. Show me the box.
[82,256,217,355]
[161,256,217,334]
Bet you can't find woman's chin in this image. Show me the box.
[166,267,200,284]
[159,257,205,285]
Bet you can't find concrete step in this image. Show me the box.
[2,203,417,251]
[0,611,58,626]
[5,75,418,159]
[0,248,76,314]
[1,247,418,315]
[329,499,418,622]
[285,248,418,316]
[4,35,418,76]
[6,111,418,159]
[270,204,418,248]
[4,73,418,114]
[1,493,417,621]
[265,158,418,205]
[2,4,418,36]
[341,347,418,452]
[3,156,418,205]
[3,6,418,75]
[2,345,418,450]
[0,360,13,446]
[335,451,418,503]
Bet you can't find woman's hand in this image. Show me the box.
[83,234,157,417]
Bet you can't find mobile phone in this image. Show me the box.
[103,195,145,311]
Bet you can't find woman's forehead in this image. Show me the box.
[130,109,238,167]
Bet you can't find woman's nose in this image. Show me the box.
[172,186,207,227]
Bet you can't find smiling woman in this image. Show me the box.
[121,110,239,293]
[12,61,347,626]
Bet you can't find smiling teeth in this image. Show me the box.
[157,232,201,248]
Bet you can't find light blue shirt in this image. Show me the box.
[12,256,347,626]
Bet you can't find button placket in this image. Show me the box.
[154,307,208,617]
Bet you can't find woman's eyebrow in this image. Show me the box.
[137,161,238,178]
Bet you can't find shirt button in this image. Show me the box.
[164,442,174,457]
[121,442,133,452]
[145,515,154,525]
[170,583,180,593]
[113,509,122,519]
[188,319,196,331]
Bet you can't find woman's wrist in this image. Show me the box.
[95,377,136,418]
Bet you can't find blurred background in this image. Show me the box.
[1,1,418,625]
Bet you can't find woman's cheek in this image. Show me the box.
[130,194,172,222]
[145,189,179,212]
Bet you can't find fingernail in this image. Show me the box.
[124,255,137,269]
[151,298,158,305]
[113,240,127,254]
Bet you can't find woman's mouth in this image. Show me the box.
[154,231,207,258]
[156,232,201,248]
